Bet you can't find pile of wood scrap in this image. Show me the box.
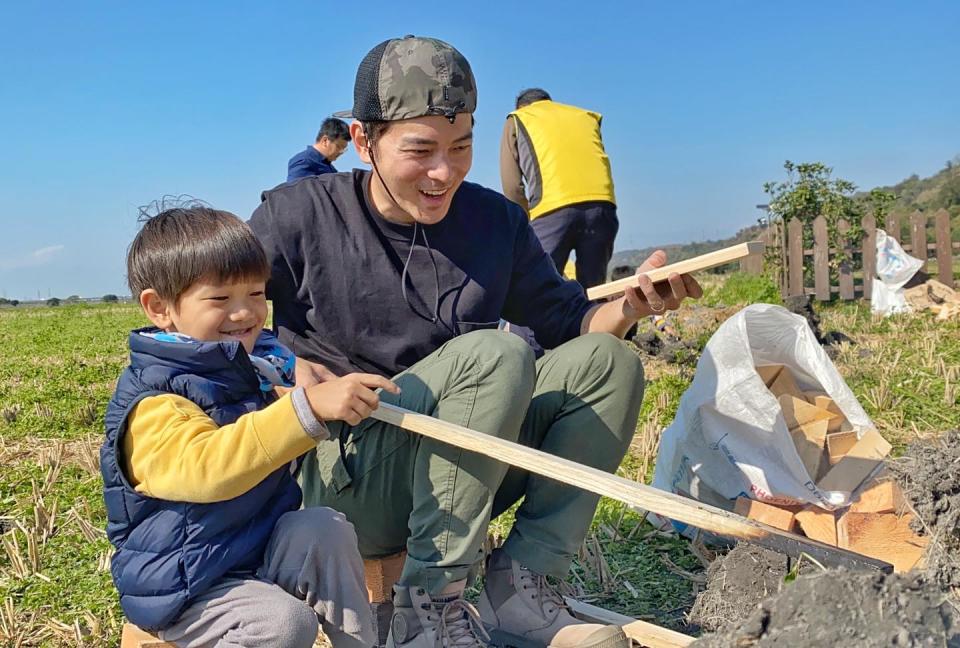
[904,279,960,320]
[736,364,928,573]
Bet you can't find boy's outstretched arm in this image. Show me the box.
[123,376,399,504]
[123,392,320,503]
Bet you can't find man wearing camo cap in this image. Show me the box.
[250,36,701,648]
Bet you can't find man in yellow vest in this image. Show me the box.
[500,88,618,290]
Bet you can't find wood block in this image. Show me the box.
[120,624,176,648]
[818,428,892,494]
[756,364,784,388]
[778,394,839,430]
[364,551,406,603]
[849,479,904,514]
[734,496,796,531]
[769,368,804,400]
[837,512,928,573]
[810,395,847,431]
[795,506,837,546]
[789,419,829,479]
[586,241,765,300]
[826,431,859,465]
[811,394,842,415]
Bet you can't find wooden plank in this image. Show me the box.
[837,219,855,300]
[788,419,829,479]
[788,218,805,297]
[120,624,176,648]
[741,237,763,275]
[885,213,901,244]
[565,598,694,648]
[935,208,953,288]
[794,506,837,546]
[862,214,876,300]
[910,210,928,271]
[826,431,859,465]
[775,220,789,296]
[756,364,784,388]
[769,370,804,400]
[837,512,928,573]
[818,428,891,493]
[849,479,904,514]
[371,403,893,572]
[813,216,830,301]
[778,395,838,429]
[735,497,796,531]
[585,242,765,300]
[811,395,841,415]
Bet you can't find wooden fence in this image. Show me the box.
[741,209,957,301]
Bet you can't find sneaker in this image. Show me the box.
[478,549,629,648]
[387,584,490,648]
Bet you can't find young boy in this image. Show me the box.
[101,203,397,647]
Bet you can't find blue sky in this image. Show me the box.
[0,1,957,300]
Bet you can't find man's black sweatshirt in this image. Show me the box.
[249,170,593,378]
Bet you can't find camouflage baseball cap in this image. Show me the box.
[333,35,477,122]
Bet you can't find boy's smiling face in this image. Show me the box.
[140,277,268,353]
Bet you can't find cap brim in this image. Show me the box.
[332,109,354,119]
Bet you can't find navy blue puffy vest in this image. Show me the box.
[100,328,302,631]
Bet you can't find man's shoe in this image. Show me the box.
[478,549,629,648]
[386,584,490,648]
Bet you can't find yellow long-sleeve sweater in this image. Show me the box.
[123,393,317,503]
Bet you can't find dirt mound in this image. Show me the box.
[689,432,960,646]
[888,429,960,592]
[692,569,959,647]
[687,544,805,634]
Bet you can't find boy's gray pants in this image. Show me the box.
[300,330,645,596]
[159,507,374,648]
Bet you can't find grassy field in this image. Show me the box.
[1,285,958,645]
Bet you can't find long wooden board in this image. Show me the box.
[586,241,765,300]
[371,403,892,572]
[565,597,694,648]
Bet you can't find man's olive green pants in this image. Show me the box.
[300,330,644,595]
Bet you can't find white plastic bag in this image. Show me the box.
[650,304,874,535]
[871,229,923,316]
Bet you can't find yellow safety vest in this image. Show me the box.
[510,101,616,219]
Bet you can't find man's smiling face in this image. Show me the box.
[353,113,473,225]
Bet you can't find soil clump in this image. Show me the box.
[687,544,806,635]
[888,429,960,593]
[692,569,959,647]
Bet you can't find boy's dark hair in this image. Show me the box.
[316,117,351,143]
[515,88,551,109]
[127,197,269,302]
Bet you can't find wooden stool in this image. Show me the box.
[364,551,406,648]
[120,623,176,648]
[119,552,407,648]
[364,550,406,603]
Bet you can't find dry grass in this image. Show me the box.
[3,289,958,644]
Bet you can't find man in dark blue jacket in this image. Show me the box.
[287,117,351,182]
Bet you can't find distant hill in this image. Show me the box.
[866,155,960,221]
[610,155,960,272]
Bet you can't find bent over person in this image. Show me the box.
[249,35,701,648]
[500,88,618,292]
